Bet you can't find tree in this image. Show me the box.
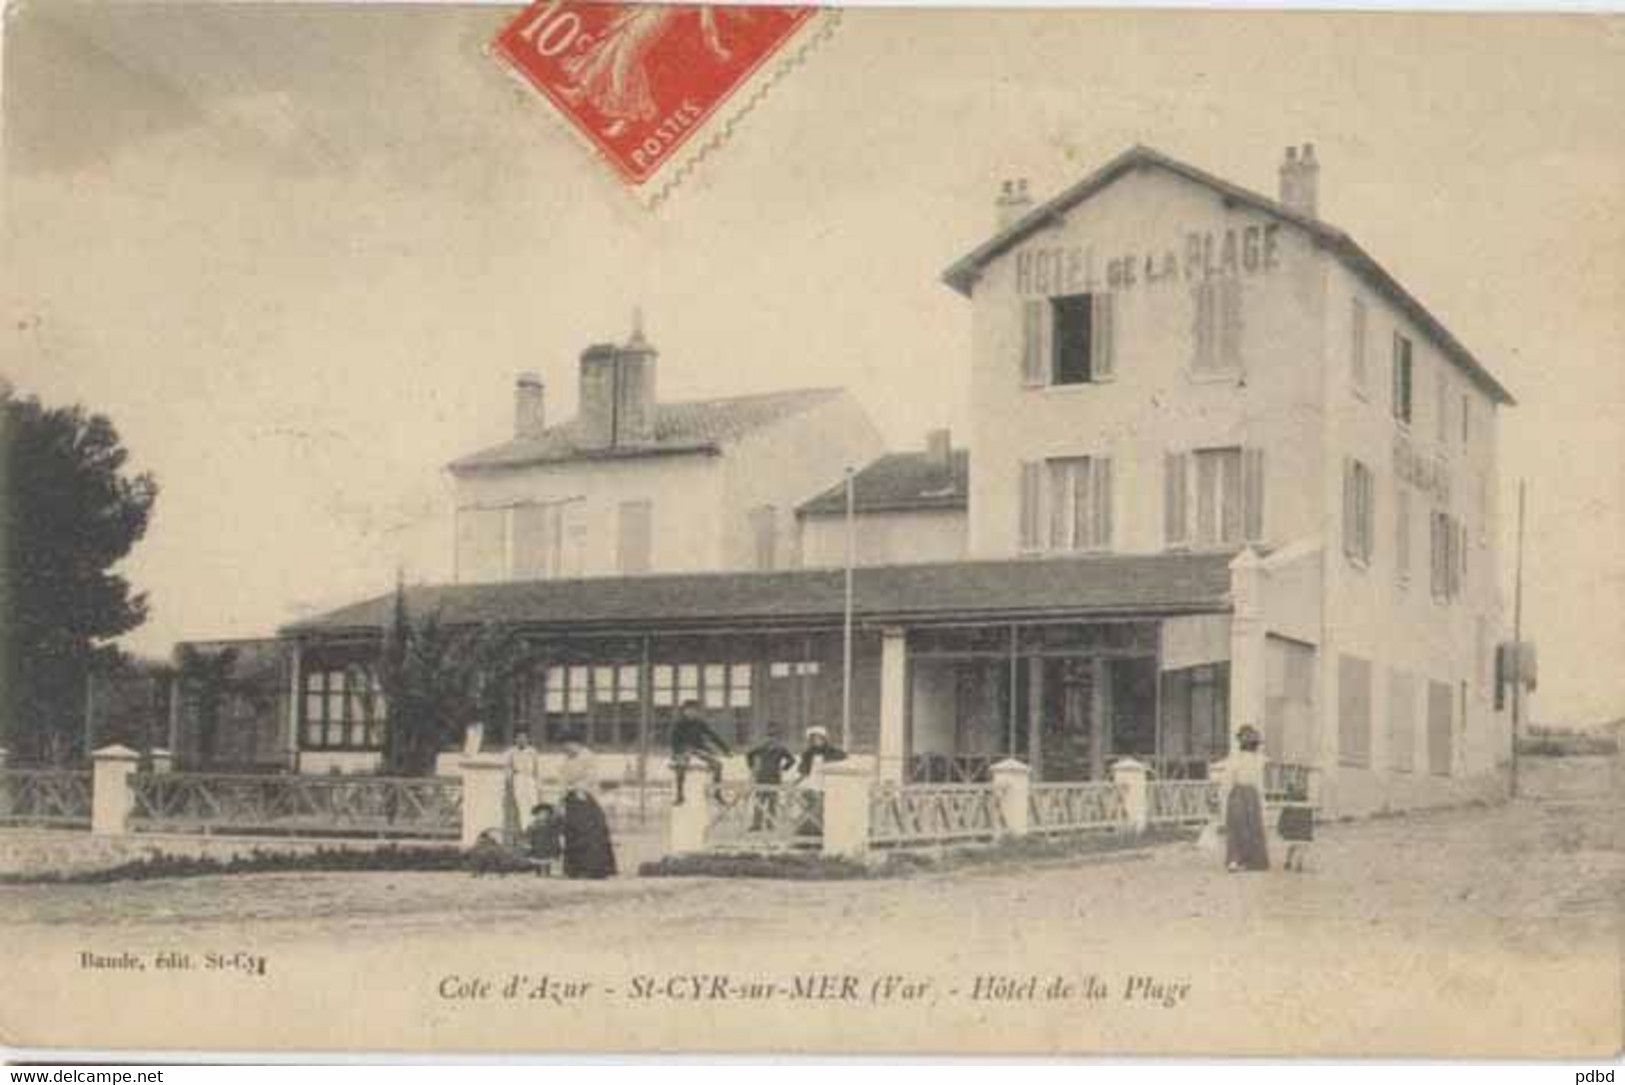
[0,389,158,764]
[369,583,529,776]
[175,645,245,766]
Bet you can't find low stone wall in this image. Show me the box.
[0,828,450,880]
[1320,766,1507,819]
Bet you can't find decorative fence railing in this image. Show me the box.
[1027,781,1128,835]
[704,784,824,850]
[0,770,94,829]
[907,754,995,784]
[1147,780,1221,826]
[869,783,1008,847]
[127,772,462,839]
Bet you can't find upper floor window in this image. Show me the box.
[1193,277,1243,375]
[1022,293,1116,387]
[1430,511,1465,602]
[1461,394,1471,445]
[1046,456,1114,552]
[1391,333,1414,426]
[1017,456,1114,552]
[510,499,585,581]
[1165,447,1264,549]
[1350,297,1369,396]
[1342,457,1376,566]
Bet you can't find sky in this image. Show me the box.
[2,3,1622,724]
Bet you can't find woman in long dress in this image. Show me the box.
[558,738,617,879]
[1216,725,1270,872]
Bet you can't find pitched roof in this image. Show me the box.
[450,387,846,473]
[798,448,970,517]
[941,145,1514,406]
[285,552,1235,637]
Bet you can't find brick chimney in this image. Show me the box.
[615,310,658,445]
[514,371,546,440]
[1277,143,1320,218]
[995,178,1032,230]
[578,343,619,447]
[925,428,953,474]
[576,311,659,448]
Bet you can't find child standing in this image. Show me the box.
[525,802,564,877]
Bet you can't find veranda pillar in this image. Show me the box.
[877,627,908,783]
[1227,549,1269,751]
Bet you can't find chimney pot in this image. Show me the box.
[995,176,1034,230]
[1278,142,1320,218]
[515,371,546,440]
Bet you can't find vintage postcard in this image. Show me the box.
[1,0,1622,1060]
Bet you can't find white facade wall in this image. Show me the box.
[719,393,885,571]
[798,508,968,568]
[452,454,726,582]
[967,170,1327,559]
[1315,260,1509,815]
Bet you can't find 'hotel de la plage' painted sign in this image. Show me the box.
[1016,224,1286,296]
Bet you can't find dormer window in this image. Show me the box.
[1022,293,1116,388]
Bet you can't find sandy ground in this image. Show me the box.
[0,756,1618,1057]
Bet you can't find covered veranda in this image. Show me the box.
[282,552,1240,785]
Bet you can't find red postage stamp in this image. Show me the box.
[491,2,825,197]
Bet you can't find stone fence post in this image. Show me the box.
[91,744,141,837]
[820,764,872,860]
[1112,757,1150,835]
[990,758,1031,838]
[667,787,711,855]
[149,748,174,774]
[0,745,9,769]
[459,754,509,849]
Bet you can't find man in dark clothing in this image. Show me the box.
[669,699,731,805]
[745,723,797,831]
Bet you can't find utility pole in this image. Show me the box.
[841,466,856,751]
[1510,479,1526,799]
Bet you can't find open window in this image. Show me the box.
[1021,293,1116,387]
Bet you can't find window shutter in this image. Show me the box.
[1091,294,1116,381]
[1342,458,1356,558]
[1363,467,1376,562]
[1018,461,1042,551]
[1219,450,1243,544]
[1021,300,1047,386]
[1164,452,1189,547]
[1219,277,1243,371]
[1094,457,1114,549]
[1192,282,1216,372]
[1396,487,1411,583]
[1351,297,1368,390]
[1242,448,1265,543]
[1461,520,1469,586]
[617,500,652,574]
[1391,333,1403,420]
[749,504,777,572]
[1071,461,1092,550]
[1048,461,1069,551]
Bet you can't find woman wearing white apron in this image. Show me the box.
[506,731,541,842]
